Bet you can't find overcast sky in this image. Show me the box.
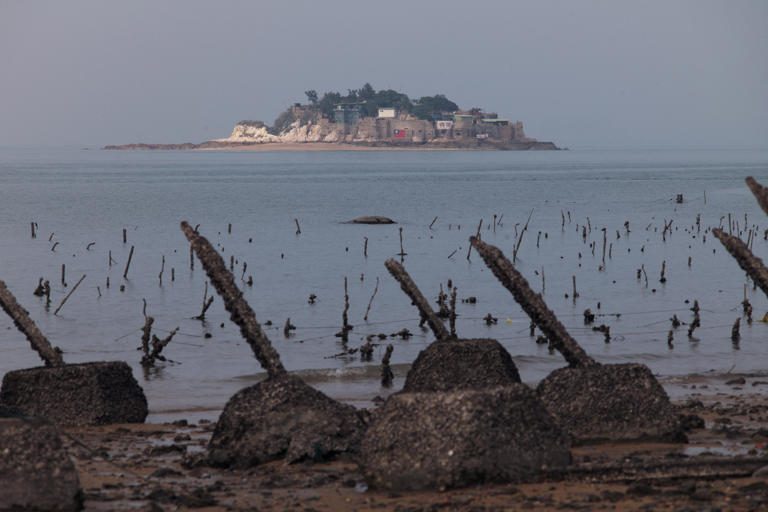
[1,0,766,148]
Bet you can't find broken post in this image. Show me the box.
[123,245,134,280]
[0,279,64,367]
[194,282,214,320]
[363,276,379,322]
[381,344,394,387]
[181,221,286,377]
[384,259,450,340]
[470,236,597,369]
[53,274,86,316]
[340,276,351,344]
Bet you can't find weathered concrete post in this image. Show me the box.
[182,221,286,377]
[470,236,683,444]
[181,221,364,467]
[712,228,768,298]
[384,259,450,341]
[469,236,597,369]
[0,279,64,367]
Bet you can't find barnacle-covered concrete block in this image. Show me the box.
[360,384,571,491]
[536,363,685,443]
[0,361,148,426]
[207,374,367,467]
[403,338,521,392]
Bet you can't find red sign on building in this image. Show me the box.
[393,128,407,139]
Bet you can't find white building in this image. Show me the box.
[377,108,397,119]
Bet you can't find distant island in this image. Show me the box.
[105,84,558,151]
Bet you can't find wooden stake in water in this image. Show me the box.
[363,276,379,322]
[340,277,351,344]
[54,274,86,316]
[123,246,134,280]
[398,227,407,261]
[381,344,394,388]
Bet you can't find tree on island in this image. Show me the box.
[304,90,318,105]
[271,84,461,131]
[412,95,459,120]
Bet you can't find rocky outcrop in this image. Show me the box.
[0,361,148,426]
[360,385,571,490]
[218,119,342,144]
[0,417,82,511]
[207,374,367,468]
[223,122,280,143]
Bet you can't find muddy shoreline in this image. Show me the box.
[61,371,768,510]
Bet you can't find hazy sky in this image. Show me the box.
[1,0,766,148]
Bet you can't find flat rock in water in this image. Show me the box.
[0,361,148,426]
[403,338,521,392]
[0,417,82,511]
[347,216,396,224]
[207,374,366,468]
[536,363,685,443]
[360,384,571,491]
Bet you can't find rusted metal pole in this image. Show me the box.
[384,259,451,341]
[181,221,286,378]
[470,236,598,369]
[0,279,64,367]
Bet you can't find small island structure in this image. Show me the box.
[105,83,559,151]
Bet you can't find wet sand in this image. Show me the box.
[66,371,768,511]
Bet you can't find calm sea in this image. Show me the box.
[1,147,767,421]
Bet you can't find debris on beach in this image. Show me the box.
[181,221,365,467]
[0,279,148,426]
[470,236,685,443]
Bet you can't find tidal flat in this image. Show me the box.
[2,147,768,508]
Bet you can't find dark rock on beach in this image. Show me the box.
[536,363,684,443]
[0,361,148,426]
[360,384,571,491]
[207,374,366,468]
[0,417,82,511]
[403,338,521,392]
[347,216,396,225]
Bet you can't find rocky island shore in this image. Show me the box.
[104,83,559,151]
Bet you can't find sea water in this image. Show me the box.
[1,147,767,421]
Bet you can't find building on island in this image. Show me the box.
[323,102,530,144]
